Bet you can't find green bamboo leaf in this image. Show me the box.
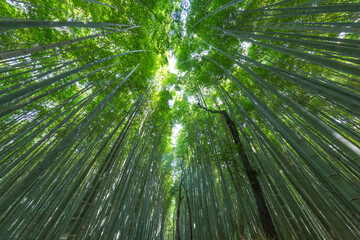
[81,0,123,11]
[190,0,244,31]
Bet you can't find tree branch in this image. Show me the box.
[196,102,225,114]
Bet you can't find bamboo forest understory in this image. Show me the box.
[1,0,360,239]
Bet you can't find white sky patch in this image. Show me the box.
[201,50,209,55]
[189,47,211,60]
[187,95,196,104]
[167,84,175,91]
[5,0,16,6]
[190,52,199,58]
[180,0,191,36]
[6,0,29,13]
[179,71,186,77]
[338,32,346,39]
[168,50,178,74]
[171,124,183,146]
[241,41,251,56]
[168,99,175,107]
[75,82,86,88]
[178,89,185,98]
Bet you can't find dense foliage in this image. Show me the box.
[0,0,359,239]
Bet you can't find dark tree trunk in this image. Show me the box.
[176,179,183,240]
[182,183,193,240]
[197,103,278,239]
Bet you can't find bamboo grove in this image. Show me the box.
[0,0,359,239]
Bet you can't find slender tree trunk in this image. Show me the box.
[197,103,278,239]
[173,210,175,240]
[182,183,193,240]
[0,31,119,60]
[176,179,183,240]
